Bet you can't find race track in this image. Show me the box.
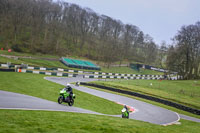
[0,90,102,115]
[0,76,184,125]
[45,76,180,125]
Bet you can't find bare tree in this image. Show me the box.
[167,22,200,79]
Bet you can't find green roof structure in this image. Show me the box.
[60,57,100,70]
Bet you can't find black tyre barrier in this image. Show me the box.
[80,82,200,115]
[0,68,15,72]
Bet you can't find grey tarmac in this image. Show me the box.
[0,90,102,115]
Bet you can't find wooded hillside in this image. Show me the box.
[0,0,158,66]
[0,0,199,79]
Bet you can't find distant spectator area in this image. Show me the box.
[61,57,100,70]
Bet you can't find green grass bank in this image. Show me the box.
[0,110,200,133]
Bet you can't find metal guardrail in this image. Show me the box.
[16,69,77,77]
[83,75,163,80]
[0,68,15,72]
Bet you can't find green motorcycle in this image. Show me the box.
[121,108,129,118]
[58,88,76,106]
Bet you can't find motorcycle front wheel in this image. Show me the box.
[58,96,63,104]
[68,99,74,106]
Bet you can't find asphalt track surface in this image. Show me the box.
[0,90,102,115]
[1,75,199,125]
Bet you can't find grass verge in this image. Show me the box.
[0,110,200,133]
[0,50,59,59]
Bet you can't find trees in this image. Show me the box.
[0,0,159,66]
[166,22,200,79]
[156,41,168,68]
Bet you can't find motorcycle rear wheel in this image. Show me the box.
[68,99,74,106]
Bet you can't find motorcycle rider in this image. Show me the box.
[76,81,79,86]
[65,83,73,100]
[124,105,129,115]
[124,105,128,112]
[121,105,130,118]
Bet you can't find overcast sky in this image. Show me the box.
[61,0,200,45]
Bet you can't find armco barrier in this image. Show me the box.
[92,72,164,78]
[83,75,162,80]
[0,68,15,72]
[26,65,164,78]
[80,82,200,115]
[17,69,77,77]
[26,66,84,74]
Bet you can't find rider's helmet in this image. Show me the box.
[124,105,128,110]
[66,83,71,87]
[65,83,71,89]
[66,83,73,92]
